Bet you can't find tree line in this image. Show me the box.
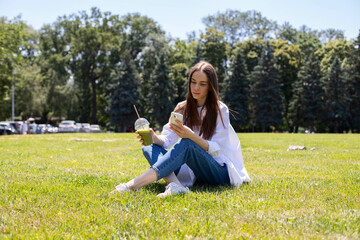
[1,8,359,133]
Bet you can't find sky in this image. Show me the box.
[1,0,359,40]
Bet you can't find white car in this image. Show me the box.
[90,124,101,133]
[59,120,77,133]
[81,123,91,133]
[0,122,16,135]
[75,123,83,132]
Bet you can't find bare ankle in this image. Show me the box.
[126,180,136,191]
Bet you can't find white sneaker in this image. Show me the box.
[157,182,190,198]
[110,183,131,195]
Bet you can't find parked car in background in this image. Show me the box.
[90,124,101,133]
[0,125,9,135]
[46,124,58,133]
[59,120,77,133]
[49,125,58,133]
[81,123,91,133]
[9,121,21,134]
[0,122,15,135]
[38,124,57,134]
[75,123,83,132]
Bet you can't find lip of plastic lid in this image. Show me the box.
[134,118,150,130]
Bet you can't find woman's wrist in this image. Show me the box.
[188,132,197,141]
[152,132,164,146]
[189,133,209,151]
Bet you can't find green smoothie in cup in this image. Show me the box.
[135,118,153,146]
[137,129,153,146]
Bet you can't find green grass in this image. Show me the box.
[0,133,359,239]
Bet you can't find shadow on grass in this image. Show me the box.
[142,181,250,194]
[190,181,250,193]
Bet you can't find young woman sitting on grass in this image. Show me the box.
[111,61,251,197]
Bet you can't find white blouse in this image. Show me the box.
[160,101,251,186]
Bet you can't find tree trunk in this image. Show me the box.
[42,110,49,123]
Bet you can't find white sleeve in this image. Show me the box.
[206,106,230,157]
[161,122,180,149]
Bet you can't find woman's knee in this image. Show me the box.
[142,144,167,165]
[142,145,154,161]
[142,145,151,155]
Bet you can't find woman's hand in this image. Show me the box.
[169,120,195,139]
[136,128,153,146]
[136,128,164,146]
[170,119,209,152]
[135,130,144,145]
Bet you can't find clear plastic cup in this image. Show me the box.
[134,118,153,146]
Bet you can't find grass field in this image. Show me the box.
[0,133,359,239]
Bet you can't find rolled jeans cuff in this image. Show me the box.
[151,166,162,180]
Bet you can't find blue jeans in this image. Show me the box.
[142,138,230,185]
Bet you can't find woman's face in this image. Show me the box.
[190,70,210,106]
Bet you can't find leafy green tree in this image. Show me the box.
[66,8,116,123]
[185,31,201,65]
[14,62,46,120]
[120,13,165,62]
[317,38,354,75]
[0,17,28,120]
[199,28,228,89]
[138,33,169,120]
[38,21,73,122]
[37,9,166,126]
[250,42,283,132]
[345,32,360,132]
[318,29,345,44]
[322,57,350,132]
[14,25,50,121]
[169,63,188,105]
[295,26,322,62]
[0,18,50,122]
[271,39,301,129]
[223,48,249,131]
[107,51,139,132]
[288,53,323,132]
[168,39,192,66]
[202,9,248,46]
[191,43,202,66]
[245,10,277,39]
[168,39,193,105]
[202,9,278,45]
[104,12,164,126]
[238,37,266,74]
[147,52,174,129]
[277,22,297,43]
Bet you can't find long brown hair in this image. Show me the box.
[176,61,224,140]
